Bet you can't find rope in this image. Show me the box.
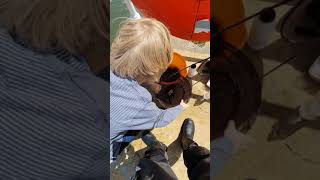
[262,56,297,78]
[216,0,296,36]
[160,57,210,82]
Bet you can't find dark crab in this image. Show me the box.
[142,67,192,110]
[211,47,262,140]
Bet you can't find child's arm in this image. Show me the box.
[127,102,184,130]
[211,137,234,177]
[211,121,254,177]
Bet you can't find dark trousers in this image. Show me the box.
[136,141,210,180]
[117,130,151,156]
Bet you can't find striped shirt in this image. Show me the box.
[0,27,108,179]
[110,71,183,161]
[211,137,234,177]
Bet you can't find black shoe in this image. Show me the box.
[142,132,167,151]
[179,118,195,150]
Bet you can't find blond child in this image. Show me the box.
[110,18,187,161]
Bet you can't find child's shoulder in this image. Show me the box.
[127,83,153,104]
[110,71,152,102]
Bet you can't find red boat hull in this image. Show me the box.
[132,0,210,41]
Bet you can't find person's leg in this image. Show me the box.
[183,141,210,180]
[180,119,210,180]
[136,133,178,180]
[117,130,152,157]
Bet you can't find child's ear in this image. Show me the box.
[141,81,161,95]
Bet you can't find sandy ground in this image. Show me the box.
[111,39,210,179]
[110,2,210,178]
[216,0,320,180]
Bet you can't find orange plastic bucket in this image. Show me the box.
[169,52,188,78]
[159,52,188,85]
[212,0,247,50]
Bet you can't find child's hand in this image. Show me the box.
[180,101,189,109]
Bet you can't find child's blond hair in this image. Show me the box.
[0,0,108,72]
[111,18,173,83]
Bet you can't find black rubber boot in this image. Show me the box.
[179,118,196,150]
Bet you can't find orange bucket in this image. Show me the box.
[212,0,247,50]
[168,52,188,78]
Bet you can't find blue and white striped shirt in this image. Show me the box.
[0,26,108,179]
[110,71,183,161]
